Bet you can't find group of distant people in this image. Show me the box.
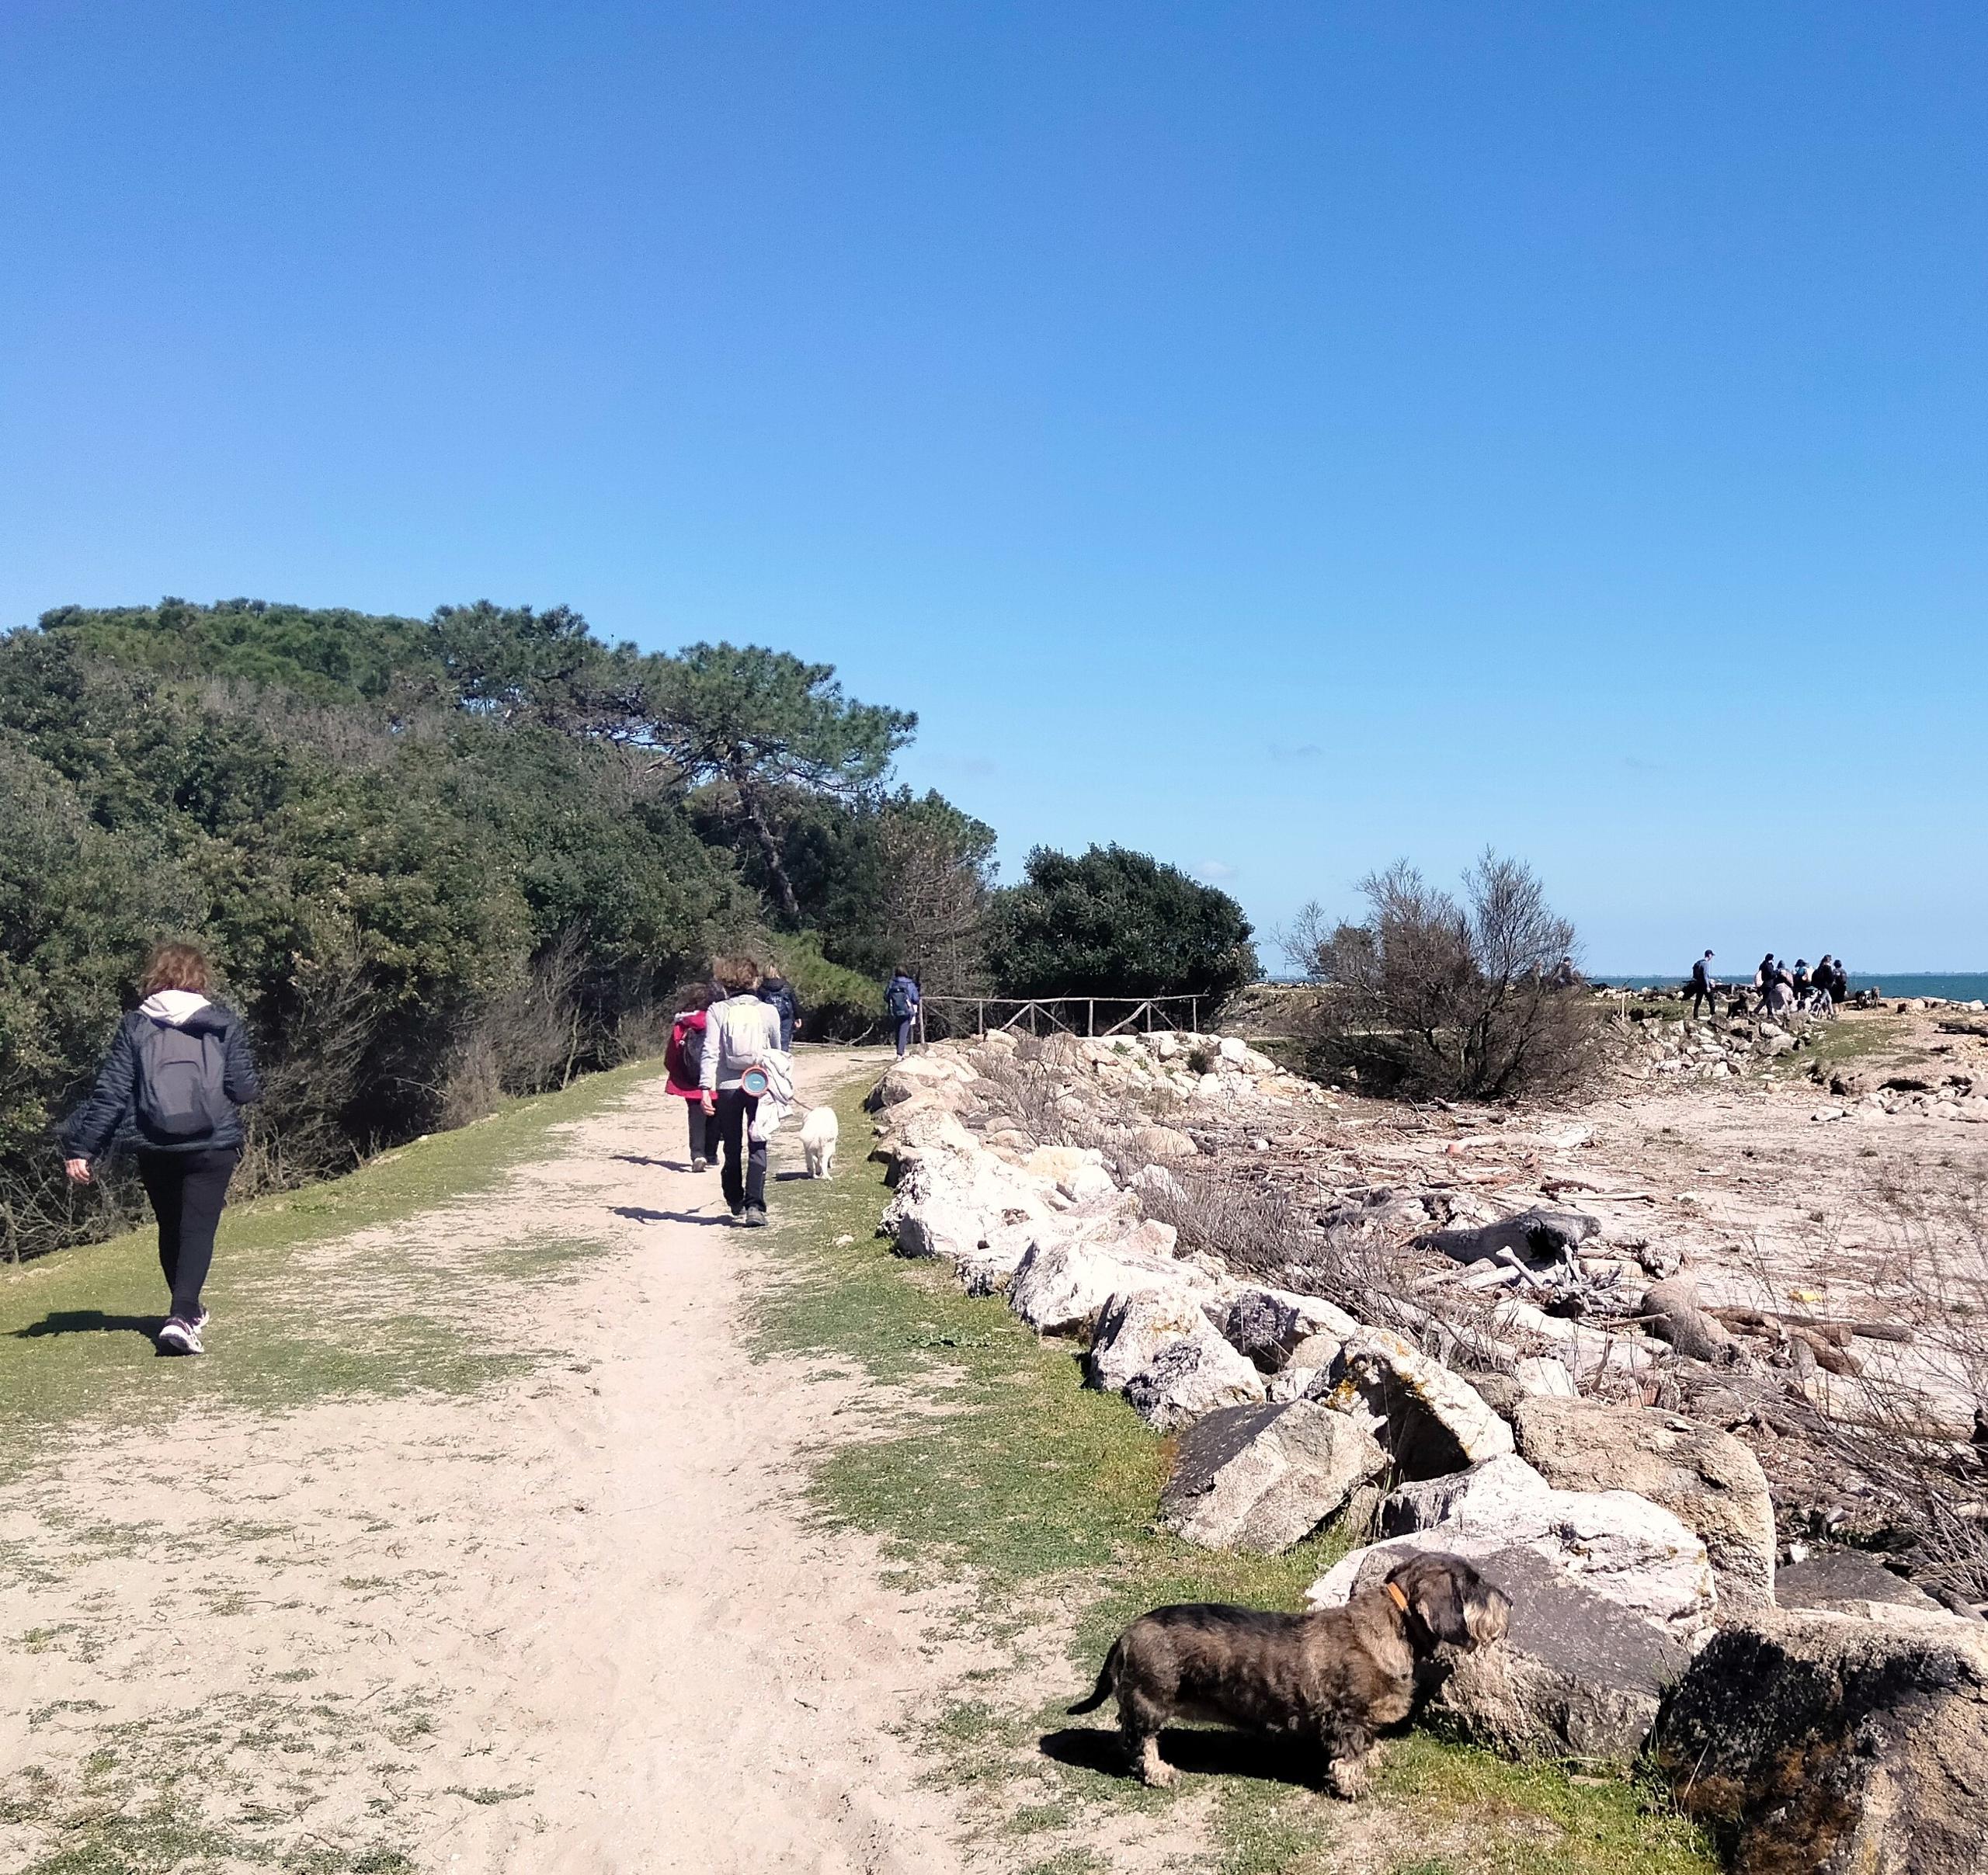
[1687,950,1849,1020]
[57,937,930,1356]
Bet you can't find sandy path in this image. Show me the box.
[1,1053,981,1873]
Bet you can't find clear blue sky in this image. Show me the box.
[4,2,1983,972]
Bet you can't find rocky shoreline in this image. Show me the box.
[865,1028,1988,1873]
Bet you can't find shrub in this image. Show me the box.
[988,845,1257,1002]
[1283,851,1597,1101]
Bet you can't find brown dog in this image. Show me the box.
[1068,1552,1510,1797]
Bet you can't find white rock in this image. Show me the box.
[1513,1356,1578,1397]
[1209,1287,1361,1371]
[1058,1162,1118,1204]
[1307,1329,1516,1477]
[1193,1072,1225,1100]
[1124,1334,1267,1431]
[1160,1401,1386,1552]
[1087,1288,1221,1394]
[885,1190,985,1262]
[1218,1036,1251,1064]
[1130,1164,1185,1203]
[1322,1453,1716,1640]
[1007,1224,1206,1335]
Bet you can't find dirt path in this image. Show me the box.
[1,1052,981,1874]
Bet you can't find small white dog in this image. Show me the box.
[798,1104,839,1179]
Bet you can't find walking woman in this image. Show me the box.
[698,957,784,1227]
[664,985,718,1171]
[61,942,261,1355]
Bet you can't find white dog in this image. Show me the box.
[798,1104,839,1179]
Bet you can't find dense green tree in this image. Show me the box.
[648,642,915,919]
[0,601,974,1260]
[988,845,1257,1002]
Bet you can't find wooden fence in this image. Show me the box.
[912,994,1206,1041]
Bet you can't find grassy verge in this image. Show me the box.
[0,1057,662,1477]
[752,1079,1719,1875]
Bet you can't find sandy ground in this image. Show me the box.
[0,1053,989,1874]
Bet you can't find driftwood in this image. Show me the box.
[1642,1278,1741,1365]
[1419,1207,1600,1266]
[1710,1304,1913,1347]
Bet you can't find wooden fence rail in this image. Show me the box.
[912,994,1204,1041]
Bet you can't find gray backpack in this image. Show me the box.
[135,1022,231,1141]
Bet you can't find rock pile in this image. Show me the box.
[866,1033,1988,1788]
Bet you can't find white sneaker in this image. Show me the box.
[158,1318,204,1356]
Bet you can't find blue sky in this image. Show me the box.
[4,2,1983,971]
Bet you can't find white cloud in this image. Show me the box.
[1196,859,1239,883]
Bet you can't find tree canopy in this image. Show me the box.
[987,845,1257,1001]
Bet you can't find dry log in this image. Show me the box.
[1708,1304,1913,1347]
[1789,1327,1865,1378]
[1642,1277,1741,1366]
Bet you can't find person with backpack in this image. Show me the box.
[698,957,785,1227]
[885,968,920,1057]
[61,942,261,1356]
[1687,950,1718,1019]
[664,986,718,1171]
[756,969,799,1051]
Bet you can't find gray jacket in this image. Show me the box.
[699,995,785,1093]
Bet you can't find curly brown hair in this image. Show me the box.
[137,941,210,997]
[710,955,762,995]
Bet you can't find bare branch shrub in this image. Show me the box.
[1135,1165,1518,1374]
[1288,851,1598,1101]
[1740,1175,1988,1605]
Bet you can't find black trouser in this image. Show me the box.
[136,1146,238,1321]
[685,1099,718,1165]
[712,1088,766,1214]
[1690,983,1715,1018]
[895,1017,916,1057]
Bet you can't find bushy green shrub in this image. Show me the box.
[988,845,1257,1002]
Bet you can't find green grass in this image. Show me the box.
[0,1062,659,1474]
[751,1078,1720,1875]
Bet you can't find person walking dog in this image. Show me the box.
[61,942,261,1356]
[699,957,784,1227]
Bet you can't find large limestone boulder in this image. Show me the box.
[1313,1454,1717,1759]
[1129,1124,1197,1162]
[1208,1286,1362,1373]
[1657,1609,1988,1875]
[1088,1288,1220,1393]
[1124,1334,1266,1431]
[1159,1401,1387,1553]
[1024,1144,1103,1187]
[1058,1161,1118,1204]
[869,1053,978,1109]
[1006,1225,1210,1335]
[871,1103,982,1186]
[1775,1550,1952,1622]
[883,1189,985,1262]
[1306,1329,1515,1478]
[1510,1394,1776,1614]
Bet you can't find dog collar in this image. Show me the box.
[1384,1582,1410,1617]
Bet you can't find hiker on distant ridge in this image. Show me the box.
[885,967,920,1058]
[1688,950,1718,1019]
[61,941,261,1357]
[699,957,784,1227]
